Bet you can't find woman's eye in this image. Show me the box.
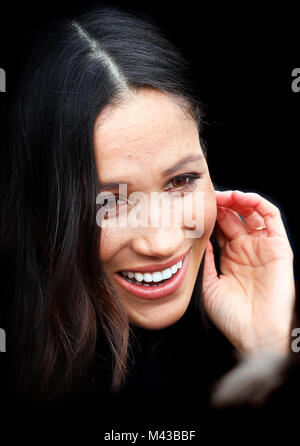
[100,173,201,215]
[165,173,201,191]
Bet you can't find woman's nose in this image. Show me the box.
[131,225,184,259]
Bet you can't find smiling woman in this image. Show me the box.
[95,88,216,329]
[0,2,296,437]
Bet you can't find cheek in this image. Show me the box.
[99,228,124,265]
[203,188,217,236]
[185,185,216,238]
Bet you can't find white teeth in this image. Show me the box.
[143,273,153,283]
[170,265,178,274]
[161,268,172,280]
[152,271,163,282]
[121,257,184,283]
[134,272,144,282]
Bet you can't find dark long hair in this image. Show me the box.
[0,4,208,405]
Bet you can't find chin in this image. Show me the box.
[128,297,191,330]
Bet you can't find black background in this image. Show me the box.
[0,1,299,276]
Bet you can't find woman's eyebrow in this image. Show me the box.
[99,153,203,190]
[161,153,203,177]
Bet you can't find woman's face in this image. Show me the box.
[94,88,216,330]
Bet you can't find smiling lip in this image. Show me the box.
[114,248,191,300]
[117,249,190,274]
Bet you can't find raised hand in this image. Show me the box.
[202,190,296,356]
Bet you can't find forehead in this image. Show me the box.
[93,89,201,176]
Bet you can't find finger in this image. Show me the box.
[202,240,219,295]
[216,191,265,232]
[216,205,248,241]
[238,209,266,231]
[215,190,234,207]
[231,191,287,238]
[216,190,287,238]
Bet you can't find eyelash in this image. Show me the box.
[102,172,202,209]
[165,172,201,192]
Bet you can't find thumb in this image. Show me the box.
[202,240,219,296]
